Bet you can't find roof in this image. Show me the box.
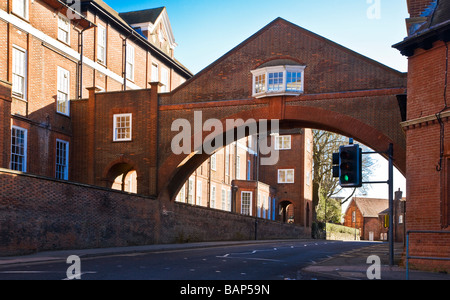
[346,197,388,218]
[78,0,192,77]
[422,0,450,30]
[119,7,165,25]
[393,0,450,56]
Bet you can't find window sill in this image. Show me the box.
[11,12,30,23]
[57,38,71,47]
[253,91,304,99]
[56,111,71,118]
[12,95,27,102]
[113,139,133,143]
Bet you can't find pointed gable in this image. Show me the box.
[166,17,406,104]
[119,7,177,57]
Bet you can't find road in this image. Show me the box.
[0,240,377,280]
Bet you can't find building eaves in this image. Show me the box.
[80,0,192,78]
[393,0,450,56]
[119,7,165,25]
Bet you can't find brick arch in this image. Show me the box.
[158,104,406,202]
[102,156,141,189]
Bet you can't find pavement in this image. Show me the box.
[0,239,449,280]
[301,242,450,280]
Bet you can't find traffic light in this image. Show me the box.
[338,144,362,188]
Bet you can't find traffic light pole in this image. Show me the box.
[361,144,394,266]
[334,142,395,266]
[388,143,394,267]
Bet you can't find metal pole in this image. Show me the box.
[388,143,394,266]
[406,232,410,280]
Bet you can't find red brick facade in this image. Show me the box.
[394,0,450,272]
[0,1,413,256]
[0,0,191,180]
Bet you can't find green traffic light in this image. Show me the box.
[343,175,349,182]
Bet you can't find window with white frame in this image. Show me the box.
[12,0,28,19]
[225,146,230,176]
[57,67,70,116]
[55,139,69,180]
[12,46,27,100]
[257,193,262,218]
[10,126,27,172]
[241,191,252,216]
[278,169,294,184]
[268,72,284,91]
[211,185,216,209]
[275,135,291,150]
[221,188,226,210]
[176,184,186,203]
[151,63,159,83]
[113,113,132,142]
[196,180,202,205]
[97,25,107,64]
[227,190,232,212]
[187,178,194,204]
[160,67,169,92]
[254,73,266,94]
[58,14,70,44]
[251,65,305,98]
[210,153,217,171]
[126,44,135,81]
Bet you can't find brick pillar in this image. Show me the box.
[149,82,162,196]
[0,80,12,169]
[86,87,100,185]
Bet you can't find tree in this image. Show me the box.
[312,130,375,224]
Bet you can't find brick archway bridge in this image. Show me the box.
[73,18,407,202]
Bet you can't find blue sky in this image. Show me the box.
[106,0,409,74]
[105,0,408,200]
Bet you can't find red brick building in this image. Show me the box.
[0,0,191,180]
[0,0,412,252]
[174,128,313,229]
[394,0,450,271]
[343,190,405,242]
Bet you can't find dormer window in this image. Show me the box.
[251,64,305,98]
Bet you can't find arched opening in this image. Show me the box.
[105,163,138,194]
[160,104,406,203]
[279,200,294,223]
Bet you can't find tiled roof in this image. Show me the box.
[119,7,165,25]
[393,0,450,55]
[353,197,388,218]
[416,0,450,33]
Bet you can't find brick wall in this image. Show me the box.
[0,168,307,256]
[401,21,450,271]
[0,81,12,169]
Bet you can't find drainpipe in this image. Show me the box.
[76,24,95,99]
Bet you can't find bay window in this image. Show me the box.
[251,65,305,98]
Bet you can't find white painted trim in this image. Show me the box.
[10,125,28,172]
[113,113,132,142]
[55,139,69,180]
[251,65,306,98]
[0,9,140,90]
[240,191,253,216]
